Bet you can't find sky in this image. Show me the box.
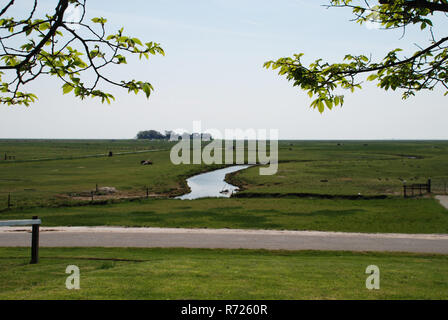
[1,0,447,140]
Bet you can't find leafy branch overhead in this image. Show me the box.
[264,0,448,113]
[0,0,164,106]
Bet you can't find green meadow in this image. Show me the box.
[232,140,448,196]
[1,140,448,233]
[0,139,223,208]
[1,247,447,300]
[2,197,448,234]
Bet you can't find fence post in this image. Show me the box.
[146,187,149,199]
[30,216,39,264]
[7,193,11,209]
[427,178,431,193]
[403,185,407,198]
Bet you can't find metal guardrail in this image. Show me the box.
[0,216,41,264]
[0,219,41,226]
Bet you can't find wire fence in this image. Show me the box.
[429,179,448,195]
[2,178,448,211]
[0,185,162,212]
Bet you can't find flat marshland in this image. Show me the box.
[1,139,448,299]
[1,140,448,233]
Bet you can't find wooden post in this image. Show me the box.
[91,191,94,202]
[7,193,11,209]
[96,184,99,193]
[30,216,39,264]
[427,178,431,193]
[403,185,407,198]
[146,187,149,199]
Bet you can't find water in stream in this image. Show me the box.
[176,165,251,200]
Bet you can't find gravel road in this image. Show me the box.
[1,227,448,254]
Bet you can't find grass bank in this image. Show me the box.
[2,197,448,234]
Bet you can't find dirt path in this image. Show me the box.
[1,227,448,254]
[436,195,448,210]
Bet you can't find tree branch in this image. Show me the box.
[0,0,69,71]
[380,0,448,13]
[0,0,14,17]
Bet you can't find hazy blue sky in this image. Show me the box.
[1,0,447,139]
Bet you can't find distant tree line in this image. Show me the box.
[136,130,212,141]
[136,130,168,140]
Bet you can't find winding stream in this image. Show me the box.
[176,165,251,200]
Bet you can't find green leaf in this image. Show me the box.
[132,38,143,46]
[92,17,107,24]
[38,22,50,31]
[142,83,152,98]
[317,100,325,113]
[62,83,74,94]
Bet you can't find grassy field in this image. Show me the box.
[2,140,448,209]
[1,247,447,299]
[1,140,448,233]
[0,139,225,208]
[0,139,164,160]
[2,197,448,233]
[231,140,448,196]
[1,140,448,300]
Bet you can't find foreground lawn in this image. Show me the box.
[3,197,448,234]
[0,247,447,299]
